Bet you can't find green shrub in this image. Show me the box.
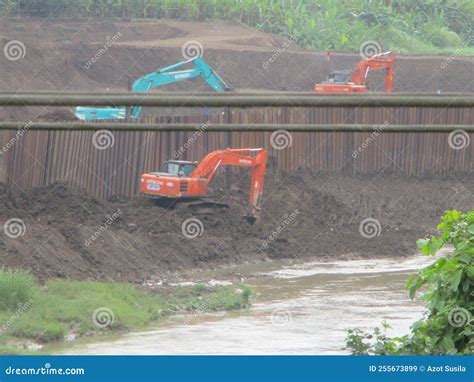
[347,210,474,355]
[0,269,36,311]
[422,22,464,48]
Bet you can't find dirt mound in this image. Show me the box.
[1,170,472,282]
[0,19,473,120]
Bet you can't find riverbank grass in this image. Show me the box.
[0,268,253,353]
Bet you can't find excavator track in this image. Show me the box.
[153,197,229,215]
[154,196,257,224]
[186,200,230,215]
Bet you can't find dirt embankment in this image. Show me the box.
[1,166,472,283]
[0,19,473,119]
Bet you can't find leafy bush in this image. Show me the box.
[347,210,474,355]
[0,268,36,311]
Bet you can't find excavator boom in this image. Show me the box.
[75,57,230,120]
[140,148,268,222]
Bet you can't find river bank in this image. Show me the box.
[57,254,434,355]
[2,172,472,283]
[0,269,253,355]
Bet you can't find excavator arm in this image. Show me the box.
[75,57,230,120]
[191,148,268,219]
[350,52,395,92]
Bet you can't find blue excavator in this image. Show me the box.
[75,57,230,120]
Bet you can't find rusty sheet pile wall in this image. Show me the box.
[1,106,472,199]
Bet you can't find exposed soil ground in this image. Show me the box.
[1,166,472,282]
[0,19,473,119]
[0,19,472,282]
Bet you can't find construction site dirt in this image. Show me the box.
[1,167,472,283]
[0,19,473,283]
[0,19,473,120]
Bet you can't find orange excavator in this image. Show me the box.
[315,51,395,93]
[140,148,268,224]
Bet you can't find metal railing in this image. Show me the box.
[0,122,472,132]
[1,92,472,132]
[1,92,473,108]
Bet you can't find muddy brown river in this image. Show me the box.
[59,255,435,355]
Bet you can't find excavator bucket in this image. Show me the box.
[245,206,261,225]
[245,214,258,225]
[75,106,126,120]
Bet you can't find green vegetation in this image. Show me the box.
[1,0,473,54]
[0,269,35,311]
[347,210,474,355]
[0,269,253,354]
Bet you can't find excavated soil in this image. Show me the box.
[0,19,473,282]
[1,166,472,282]
[0,19,473,120]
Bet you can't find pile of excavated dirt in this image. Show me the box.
[1,168,472,282]
[0,19,473,120]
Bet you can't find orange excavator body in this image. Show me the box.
[315,52,395,94]
[140,148,268,219]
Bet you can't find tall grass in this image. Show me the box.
[0,268,36,311]
[0,0,472,54]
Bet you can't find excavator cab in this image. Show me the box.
[160,161,197,177]
[324,70,352,84]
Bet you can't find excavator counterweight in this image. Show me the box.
[140,148,268,223]
[315,52,395,94]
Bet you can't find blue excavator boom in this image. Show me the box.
[75,57,230,120]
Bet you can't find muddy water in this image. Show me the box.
[61,255,434,355]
